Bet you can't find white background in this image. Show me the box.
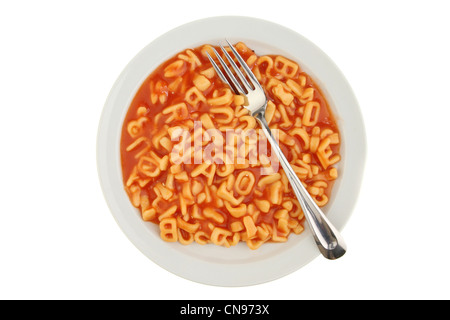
[1,0,449,300]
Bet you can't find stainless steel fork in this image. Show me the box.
[207,40,346,259]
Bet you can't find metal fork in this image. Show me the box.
[207,40,346,259]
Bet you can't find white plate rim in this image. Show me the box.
[97,15,367,287]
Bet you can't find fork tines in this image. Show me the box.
[206,39,259,95]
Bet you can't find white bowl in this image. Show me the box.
[97,16,366,287]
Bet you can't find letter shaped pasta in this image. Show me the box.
[120,42,341,250]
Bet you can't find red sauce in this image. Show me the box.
[120,43,340,248]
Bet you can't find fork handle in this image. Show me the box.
[255,112,347,260]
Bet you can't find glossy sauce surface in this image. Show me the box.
[120,43,341,249]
